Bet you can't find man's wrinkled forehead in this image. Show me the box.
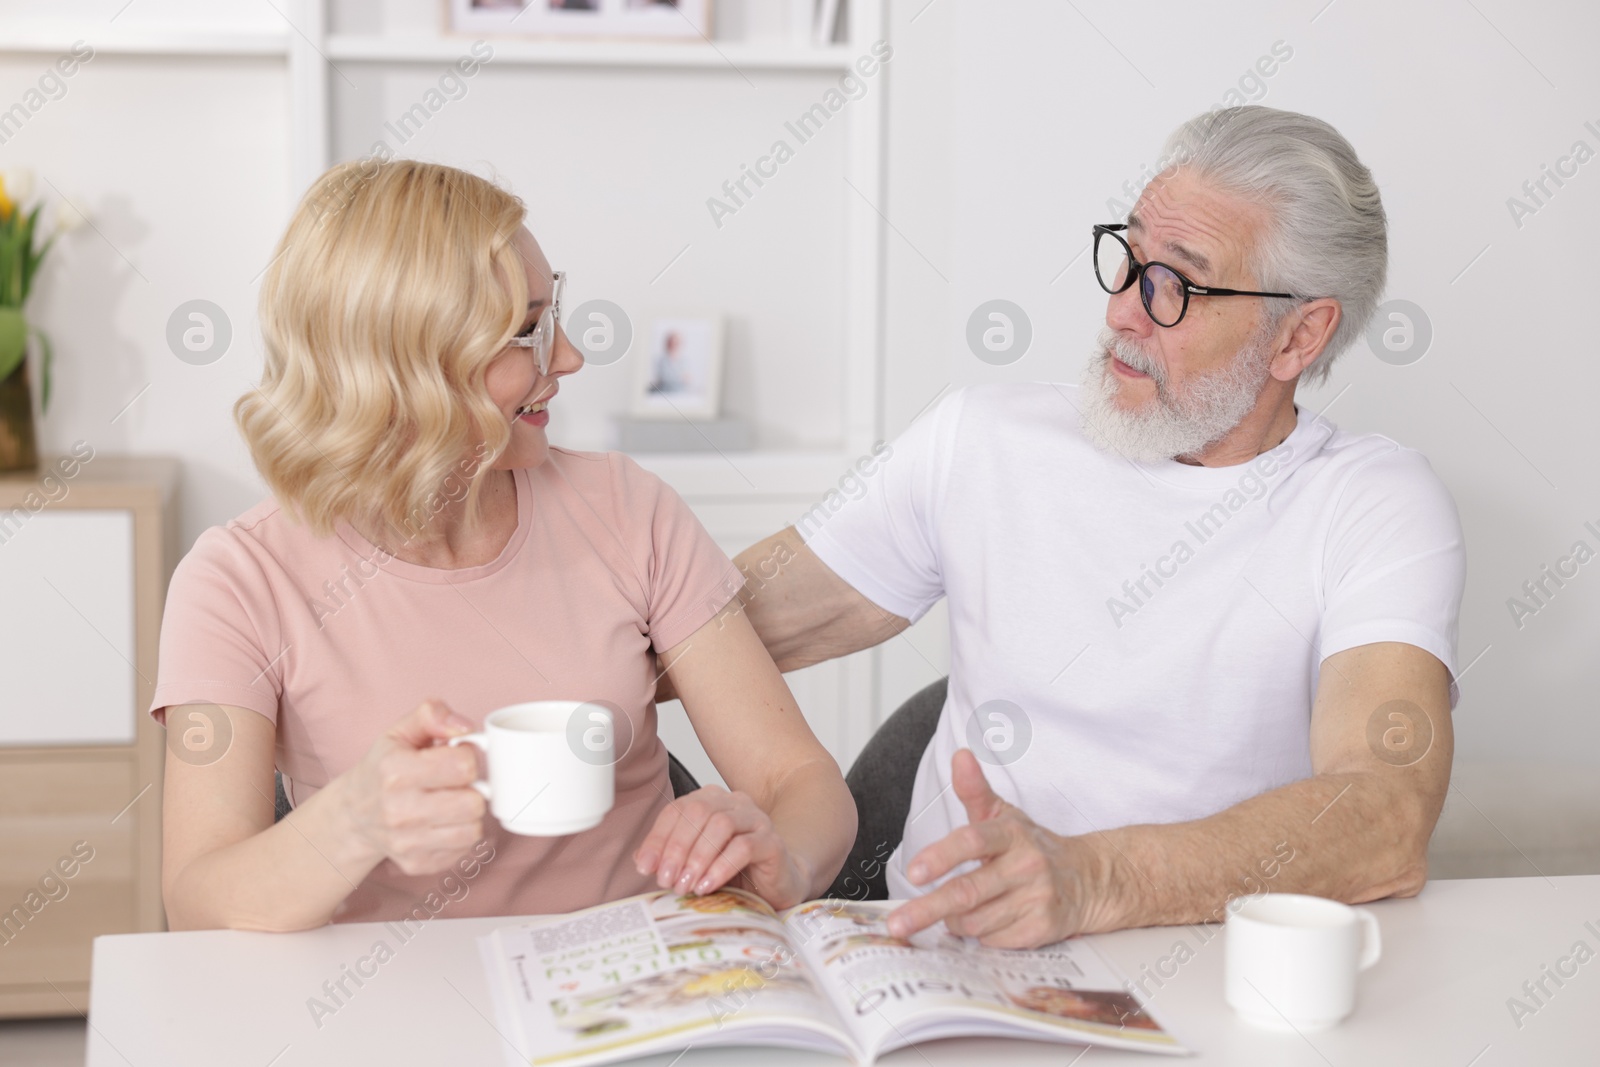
[1126,209,1213,277]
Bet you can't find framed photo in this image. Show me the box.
[449,0,712,40]
[631,316,724,420]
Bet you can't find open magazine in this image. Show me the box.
[476,888,1187,1066]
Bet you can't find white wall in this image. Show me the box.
[873,0,1600,780]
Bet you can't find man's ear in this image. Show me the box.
[1269,298,1342,382]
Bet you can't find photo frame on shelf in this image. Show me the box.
[448,0,712,40]
[631,315,724,420]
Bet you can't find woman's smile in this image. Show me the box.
[513,386,557,427]
[514,401,549,427]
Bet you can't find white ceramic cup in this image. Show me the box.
[1224,893,1382,1031]
[447,701,616,836]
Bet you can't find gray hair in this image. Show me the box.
[1155,106,1387,385]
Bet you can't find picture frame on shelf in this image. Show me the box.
[631,315,724,420]
[447,0,712,40]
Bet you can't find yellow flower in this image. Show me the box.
[0,175,12,223]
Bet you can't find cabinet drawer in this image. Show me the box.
[0,758,140,988]
[0,509,137,746]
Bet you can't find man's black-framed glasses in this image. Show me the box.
[1092,224,1300,328]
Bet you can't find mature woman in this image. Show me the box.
[151,159,855,931]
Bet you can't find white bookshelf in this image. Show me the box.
[324,34,859,71]
[0,30,290,57]
[0,10,886,466]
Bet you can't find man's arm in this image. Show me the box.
[655,526,911,702]
[887,640,1453,948]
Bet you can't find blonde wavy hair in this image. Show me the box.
[236,159,528,546]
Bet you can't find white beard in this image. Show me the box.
[1078,324,1276,463]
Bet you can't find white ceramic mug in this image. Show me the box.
[1224,893,1382,1031]
[448,701,616,836]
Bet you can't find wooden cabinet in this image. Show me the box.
[0,455,178,1018]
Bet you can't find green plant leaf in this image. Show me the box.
[30,325,51,412]
[2,223,30,305]
[0,307,25,382]
[0,225,19,306]
[19,204,42,298]
[27,232,55,283]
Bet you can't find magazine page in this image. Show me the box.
[779,899,991,1056]
[479,888,859,1067]
[780,899,1187,1058]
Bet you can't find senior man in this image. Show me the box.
[671,105,1465,950]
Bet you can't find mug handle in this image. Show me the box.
[1354,907,1382,971]
[447,733,493,801]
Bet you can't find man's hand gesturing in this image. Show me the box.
[886,749,1127,949]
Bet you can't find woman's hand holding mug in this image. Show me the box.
[339,700,489,875]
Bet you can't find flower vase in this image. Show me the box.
[0,356,38,473]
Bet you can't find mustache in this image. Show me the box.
[1098,329,1167,386]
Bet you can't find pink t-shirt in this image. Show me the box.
[149,448,742,923]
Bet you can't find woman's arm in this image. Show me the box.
[161,700,489,932]
[633,602,857,908]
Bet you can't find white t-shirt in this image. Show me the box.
[801,383,1466,900]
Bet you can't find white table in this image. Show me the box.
[86,876,1600,1066]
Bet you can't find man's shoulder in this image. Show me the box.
[927,381,1088,448]
[1314,420,1449,490]
[1305,420,1458,527]
[954,379,1083,416]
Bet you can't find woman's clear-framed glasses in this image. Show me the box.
[1092,224,1301,328]
[504,270,565,374]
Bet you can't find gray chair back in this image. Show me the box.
[825,676,948,900]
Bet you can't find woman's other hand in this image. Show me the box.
[633,784,811,909]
